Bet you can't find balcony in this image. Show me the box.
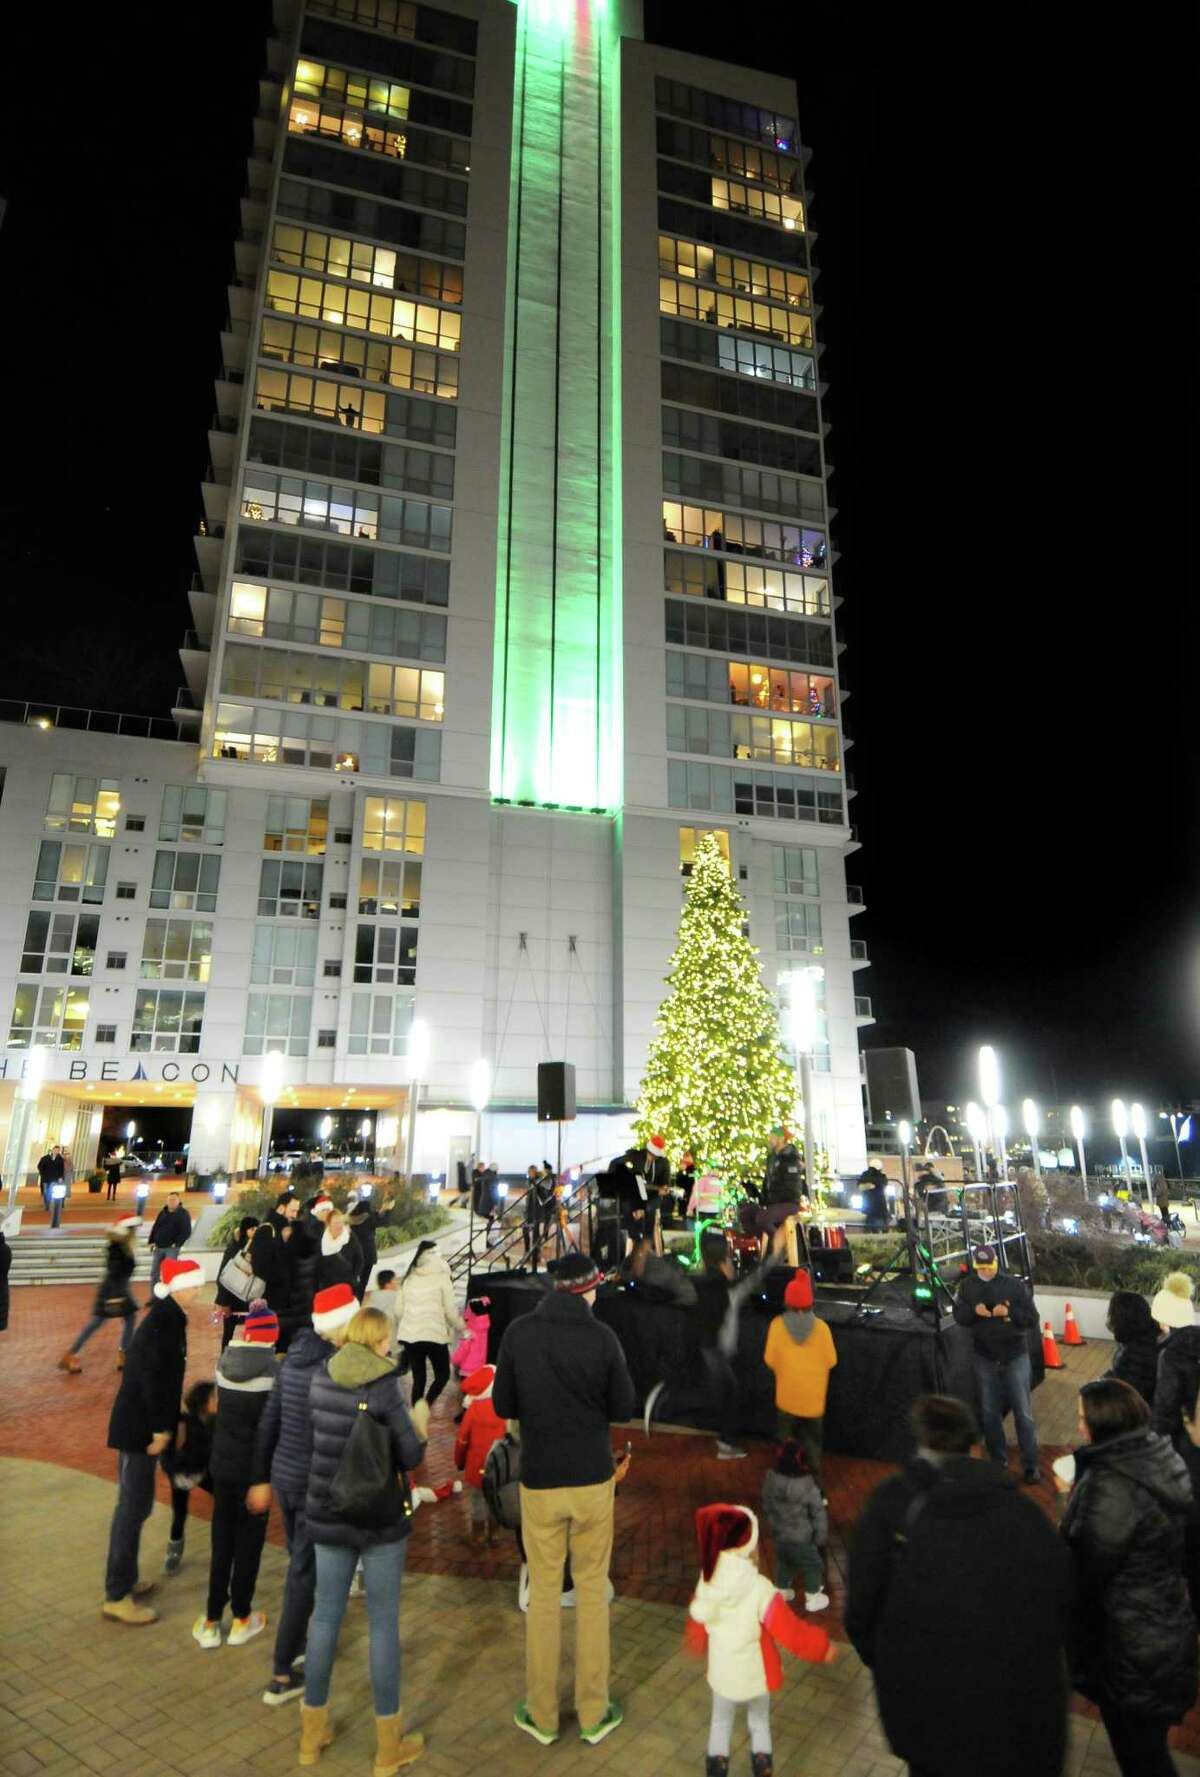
[847,883,864,905]
[850,939,868,961]
[1,699,191,743]
[854,995,874,1021]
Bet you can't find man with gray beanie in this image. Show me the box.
[493,1250,635,1750]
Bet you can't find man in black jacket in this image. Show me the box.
[951,1243,1041,1482]
[493,1252,635,1750]
[846,1394,1071,1777]
[102,1255,206,1624]
[147,1190,192,1288]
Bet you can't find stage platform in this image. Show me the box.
[470,1271,1044,1464]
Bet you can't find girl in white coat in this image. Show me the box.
[395,1239,465,1407]
[685,1504,834,1777]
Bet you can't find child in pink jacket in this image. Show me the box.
[684,1503,835,1777]
[450,1296,491,1421]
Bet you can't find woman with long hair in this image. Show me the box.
[57,1216,141,1373]
[395,1239,464,1408]
[1105,1288,1161,1406]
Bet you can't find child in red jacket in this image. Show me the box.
[454,1363,506,1546]
[684,1503,836,1777]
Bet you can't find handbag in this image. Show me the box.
[99,1292,135,1319]
[218,1247,266,1304]
[329,1390,413,1530]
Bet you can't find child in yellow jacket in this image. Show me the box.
[763,1268,836,1483]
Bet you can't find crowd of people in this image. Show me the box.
[26,1162,1200,1776]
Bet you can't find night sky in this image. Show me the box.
[1,3,1192,1109]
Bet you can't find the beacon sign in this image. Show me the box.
[0,1056,242,1086]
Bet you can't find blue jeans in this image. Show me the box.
[974,1348,1039,1473]
[305,1539,407,1715]
[149,1245,180,1287]
[71,1311,136,1355]
[105,1451,158,1601]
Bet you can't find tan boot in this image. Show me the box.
[101,1595,158,1626]
[57,1352,82,1374]
[298,1704,334,1767]
[373,1715,424,1776]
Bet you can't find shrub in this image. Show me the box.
[211,1173,449,1251]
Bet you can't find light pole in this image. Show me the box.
[467,1057,490,1256]
[1070,1105,1088,1199]
[257,1050,284,1179]
[1130,1102,1152,1204]
[1022,1098,1042,1180]
[897,1116,912,1207]
[978,1045,1000,1177]
[964,1101,986,1183]
[1112,1099,1133,1196]
[787,967,822,1197]
[318,1114,332,1168]
[403,1019,430,1184]
[5,1046,47,1211]
[993,1103,1010,1182]
[1162,1112,1188,1183]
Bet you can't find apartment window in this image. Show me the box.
[241,470,451,554]
[678,827,730,876]
[661,359,818,434]
[247,417,455,502]
[662,504,825,570]
[258,859,324,918]
[658,279,812,350]
[140,920,213,983]
[330,892,348,910]
[275,174,468,260]
[221,644,445,722]
[212,703,441,781]
[772,845,819,898]
[323,959,342,978]
[662,407,822,478]
[663,454,825,525]
[660,317,815,391]
[257,315,460,401]
[160,786,228,845]
[774,901,823,954]
[106,951,127,970]
[115,882,137,901]
[264,795,329,855]
[654,76,796,149]
[665,599,835,671]
[710,176,804,231]
[132,989,205,1053]
[348,989,414,1055]
[149,851,221,912]
[270,223,464,303]
[244,992,312,1057]
[305,0,478,54]
[663,552,831,621]
[667,705,840,772]
[667,760,843,827]
[251,924,318,987]
[265,267,462,349]
[361,796,426,854]
[317,1027,337,1048]
[657,195,807,269]
[33,841,109,904]
[727,663,836,718]
[353,922,418,984]
[284,99,471,184]
[233,526,450,607]
[124,815,146,833]
[20,912,100,976]
[95,1024,116,1044]
[8,984,89,1051]
[45,775,121,838]
[357,857,422,917]
[657,235,810,308]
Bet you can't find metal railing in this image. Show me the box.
[447,1172,607,1286]
[1,700,191,742]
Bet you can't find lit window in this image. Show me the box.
[131,989,205,1054]
[264,795,329,855]
[45,775,121,838]
[8,983,90,1051]
[361,797,425,855]
[33,841,108,904]
[678,827,730,876]
[140,920,213,983]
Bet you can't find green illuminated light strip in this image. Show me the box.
[490,0,623,813]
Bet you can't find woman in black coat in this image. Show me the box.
[1106,1289,1161,1406]
[57,1220,140,1373]
[314,1210,363,1298]
[216,1215,259,1350]
[1061,1377,1197,1777]
[1151,1311,1200,1613]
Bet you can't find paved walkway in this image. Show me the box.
[2,1286,1199,1776]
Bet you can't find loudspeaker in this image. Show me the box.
[537,1061,576,1122]
[811,1245,856,1285]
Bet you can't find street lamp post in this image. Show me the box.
[978,1045,1000,1179]
[1162,1112,1186,1183]
[992,1103,1010,1182]
[318,1114,332,1167]
[964,1101,987,1184]
[257,1051,284,1179]
[1070,1105,1088,1199]
[1112,1099,1133,1196]
[897,1116,912,1214]
[467,1058,491,1259]
[5,1046,47,1211]
[787,967,822,1198]
[1130,1103,1152,1205]
[1022,1098,1042,1180]
[403,1020,430,1185]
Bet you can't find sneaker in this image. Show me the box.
[513,1703,558,1746]
[262,1670,305,1707]
[716,1442,748,1460]
[192,1616,222,1649]
[1022,1469,1042,1486]
[228,1611,267,1646]
[777,1587,795,1601]
[163,1538,184,1574]
[101,1595,158,1627]
[750,1755,774,1777]
[517,1563,530,1613]
[579,1702,623,1745]
[643,1380,666,1436]
[804,1590,830,1611]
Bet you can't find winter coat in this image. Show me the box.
[0,1231,10,1332]
[148,1203,192,1250]
[763,1142,802,1206]
[1110,1330,1162,1408]
[92,1238,137,1319]
[471,1169,497,1218]
[523,1177,556,1223]
[349,1204,387,1278]
[210,1341,277,1492]
[252,1327,335,1499]
[216,1231,258,1313]
[163,1404,213,1488]
[951,1269,1038,1363]
[686,1515,828,1701]
[107,1296,188,1453]
[493,1288,636,1489]
[316,1224,363,1298]
[305,1342,425,1551]
[451,1302,491,1375]
[395,1249,462,1348]
[292,1211,325,1311]
[1062,1428,1197,1719]
[1152,1324,1200,1512]
[762,1468,826,1549]
[846,1455,1071,1777]
[454,1386,507,1488]
[763,1310,837,1418]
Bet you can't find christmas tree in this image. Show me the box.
[634,831,796,1183]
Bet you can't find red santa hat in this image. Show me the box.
[111,1216,141,1234]
[153,1256,205,1300]
[461,1364,495,1398]
[647,1134,667,1156]
[785,1268,814,1311]
[310,1194,335,1221]
[312,1282,358,1334]
[695,1504,759,1582]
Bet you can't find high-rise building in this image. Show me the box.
[0,0,869,1187]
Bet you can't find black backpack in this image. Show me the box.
[329,1391,412,1530]
[482,1433,522,1530]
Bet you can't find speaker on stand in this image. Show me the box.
[537,1063,578,1263]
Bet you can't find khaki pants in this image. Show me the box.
[519,1478,614,1735]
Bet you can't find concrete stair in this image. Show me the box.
[10,1232,156,1288]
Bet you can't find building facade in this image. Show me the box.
[0,0,870,1187]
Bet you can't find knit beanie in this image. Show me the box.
[241,1302,279,1345]
[551,1251,605,1294]
[312,1282,358,1334]
[1151,1271,1196,1330]
[695,1504,758,1581]
[784,1268,814,1311]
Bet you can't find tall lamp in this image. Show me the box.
[257,1050,284,1178]
[403,1020,430,1184]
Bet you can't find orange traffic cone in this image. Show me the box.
[1062,1302,1085,1346]
[1042,1322,1065,1370]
